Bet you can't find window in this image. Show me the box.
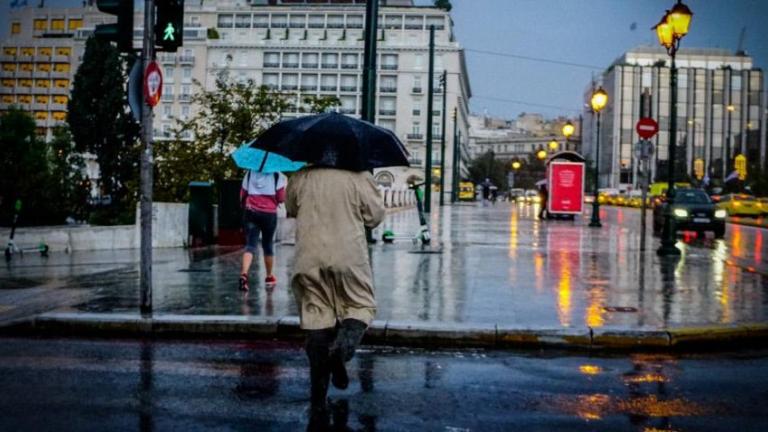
[55,47,71,56]
[340,74,356,91]
[51,19,65,31]
[253,14,268,28]
[263,73,279,89]
[11,22,21,35]
[320,74,337,91]
[308,15,324,29]
[19,63,33,71]
[35,95,49,104]
[235,14,251,29]
[321,53,338,68]
[36,63,51,72]
[405,15,423,29]
[381,54,398,70]
[2,63,15,71]
[163,105,172,118]
[289,15,306,28]
[217,14,234,28]
[53,63,69,72]
[283,53,299,68]
[181,106,190,118]
[412,122,421,134]
[34,19,47,31]
[165,66,174,78]
[68,18,83,31]
[328,15,343,28]
[163,84,173,95]
[302,53,319,68]
[38,47,52,56]
[1,79,15,87]
[3,48,17,56]
[300,74,318,91]
[183,67,192,78]
[263,52,279,67]
[21,47,34,56]
[271,14,287,28]
[53,79,68,88]
[341,53,358,69]
[53,95,67,105]
[347,15,363,29]
[414,54,423,70]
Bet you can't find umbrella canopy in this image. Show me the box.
[231,141,306,173]
[249,112,409,171]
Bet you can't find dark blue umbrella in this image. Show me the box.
[249,112,409,171]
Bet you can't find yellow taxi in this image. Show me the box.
[716,194,763,217]
[758,198,768,216]
[458,182,475,201]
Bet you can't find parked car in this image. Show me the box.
[758,197,768,216]
[652,188,726,238]
[508,188,525,202]
[716,194,763,217]
[524,189,541,204]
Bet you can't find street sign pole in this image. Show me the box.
[140,0,156,317]
[635,118,658,252]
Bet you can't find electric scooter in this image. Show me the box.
[381,181,431,247]
[4,200,49,262]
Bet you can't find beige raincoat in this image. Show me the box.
[286,168,385,330]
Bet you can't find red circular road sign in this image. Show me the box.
[636,117,659,139]
[144,61,163,108]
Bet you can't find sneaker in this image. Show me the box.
[238,274,249,292]
[265,275,277,286]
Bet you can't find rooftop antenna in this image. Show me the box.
[736,26,747,56]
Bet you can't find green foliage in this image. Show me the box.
[207,27,220,39]
[467,151,511,192]
[154,71,330,202]
[67,37,140,224]
[434,0,453,12]
[48,126,89,222]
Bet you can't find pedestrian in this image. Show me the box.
[481,178,492,206]
[538,184,548,220]
[239,169,286,292]
[285,166,385,420]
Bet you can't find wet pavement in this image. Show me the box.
[1,202,767,329]
[0,336,766,431]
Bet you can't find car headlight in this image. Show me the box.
[673,208,689,218]
[715,209,727,218]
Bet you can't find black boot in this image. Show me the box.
[329,319,367,390]
[305,329,335,413]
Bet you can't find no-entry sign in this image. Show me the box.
[144,61,163,108]
[636,117,659,139]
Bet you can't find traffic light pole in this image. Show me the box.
[424,25,435,214]
[140,0,156,316]
[439,70,447,206]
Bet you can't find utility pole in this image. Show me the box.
[451,107,459,203]
[424,25,435,214]
[439,70,447,206]
[361,0,378,244]
[139,0,156,316]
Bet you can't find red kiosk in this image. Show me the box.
[545,151,586,220]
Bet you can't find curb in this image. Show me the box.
[3,313,768,351]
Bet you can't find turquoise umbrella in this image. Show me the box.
[231,141,305,173]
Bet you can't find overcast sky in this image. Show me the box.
[4,0,767,120]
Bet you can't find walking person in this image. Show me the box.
[538,183,549,220]
[286,167,385,421]
[239,170,286,292]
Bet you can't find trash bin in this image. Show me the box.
[218,179,243,246]
[188,181,214,246]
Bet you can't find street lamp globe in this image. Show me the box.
[537,149,547,160]
[590,87,608,112]
[512,160,521,170]
[668,0,693,38]
[548,139,559,151]
[654,12,675,50]
[562,121,575,139]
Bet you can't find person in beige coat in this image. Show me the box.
[286,167,385,416]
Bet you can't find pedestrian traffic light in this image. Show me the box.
[155,0,184,52]
[94,0,135,53]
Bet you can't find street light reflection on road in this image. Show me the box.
[557,251,572,327]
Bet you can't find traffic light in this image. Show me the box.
[155,0,184,52]
[94,0,135,53]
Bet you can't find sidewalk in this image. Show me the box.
[2,202,767,349]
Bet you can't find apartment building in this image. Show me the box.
[583,46,766,189]
[1,0,472,194]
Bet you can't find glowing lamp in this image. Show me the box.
[668,0,693,38]
[654,13,674,50]
[536,149,547,160]
[590,87,608,112]
[511,161,521,170]
[548,139,558,151]
[562,121,575,138]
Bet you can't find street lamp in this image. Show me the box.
[511,160,522,170]
[653,0,693,256]
[562,121,575,150]
[537,149,548,160]
[589,86,608,228]
[548,139,559,152]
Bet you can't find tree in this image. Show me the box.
[154,72,338,202]
[48,126,89,222]
[467,151,510,191]
[434,0,452,12]
[0,108,53,226]
[68,37,140,224]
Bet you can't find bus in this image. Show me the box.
[458,182,475,201]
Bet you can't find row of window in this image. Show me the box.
[216,13,444,31]
[2,78,69,88]
[262,52,398,70]
[2,46,72,57]
[261,73,397,92]
[2,63,71,73]
[10,18,82,35]
[1,94,68,105]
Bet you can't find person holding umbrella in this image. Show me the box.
[249,112,408,419]
[231,142,305,292]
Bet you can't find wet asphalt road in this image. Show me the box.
[0,337,766,431]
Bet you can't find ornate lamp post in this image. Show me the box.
[536,149,547,160]
[654,0,693,256]
[562,121,574,150]
[511,160,522,171]
[548,139,559,152]
[589,87,608,227]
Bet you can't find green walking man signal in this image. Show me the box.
[163,23,176,41]
[155,0,184,52]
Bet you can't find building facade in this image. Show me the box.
[583,46,766,190]
[1,0,472,196]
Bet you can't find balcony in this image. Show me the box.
[31,103,48,111]
[340,86,357,92]
[301,63,319,69]
[178,55,195,64]
[0,70,15,78]
[411,87,422,94]
[381,64,398,70]
[51,55,69,63]
[283,62,299,68]
[321,63,338,69]
[50,71,69,79]
[263,62,280,68]
[0,55,16,62]
[49,87,68,95]
[15,71,32,78]
[158,54,176,64]
[378,109,396,116]
[404,24,422,30]
[379,87,397,93]
[407,133,424,140]
[50,103,66,111]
